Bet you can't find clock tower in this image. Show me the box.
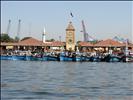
[66,22,75,51]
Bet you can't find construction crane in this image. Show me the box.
[6,19,11,35]
[16,19,21,41]
[81,20,88,42]
[81,20,95,42]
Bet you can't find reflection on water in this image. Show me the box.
[1,60,133,100]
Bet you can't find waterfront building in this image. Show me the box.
[94,39,126,54]
[66,22,75,51]
[0,37,65,55]
[49,41,65,52]
[78,41,94,52]
[1,37,133,55]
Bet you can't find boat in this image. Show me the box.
[0,55,13,60]
[73,52,81,61]
[59,52,74,61]
[46,55,58,61]
[89,56,101,62]
[0,55,27,61]
[44,52,59,61]
[103,54,121,62]
[121,55,133,62]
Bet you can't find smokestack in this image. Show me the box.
[42,27,46,43]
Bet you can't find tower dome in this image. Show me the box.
[66,22,75,31]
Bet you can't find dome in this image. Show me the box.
[66,22,75,31]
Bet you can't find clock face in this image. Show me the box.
[68,39,72,44]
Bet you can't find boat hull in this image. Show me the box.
[59,56,73,61]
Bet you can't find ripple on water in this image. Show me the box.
[1,60,133,100]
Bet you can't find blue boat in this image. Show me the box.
[59,52,74,61]
[25,56,32,61]
[0,55,27,60]
[73,52,83,61]
[30,56,43,61]
[13,55,27,60]
[103,54,121,62]
[47,55,58,61]
[80,56,91,61]
[61,56,73,61]
[73,56,81,61]
[89,56,101,62]
[59,55,73,61]
[1,55,13,60]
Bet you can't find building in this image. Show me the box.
[66,22,75,51]
[0,37,65,54]
[93,39,126,54]
[78,41,94,52]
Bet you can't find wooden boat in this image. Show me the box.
[46,55,58,61]
[121,55,133,62]
[103,54,121,62]
[89,56,101,62]
[59,52,73,61]
[0,55,27,60]
[0,55,13,60]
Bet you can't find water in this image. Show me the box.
[1,60,133,100]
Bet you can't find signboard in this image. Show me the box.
[6,46,13,49]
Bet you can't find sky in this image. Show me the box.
[1,1,133,42]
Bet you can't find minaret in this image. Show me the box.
[42,27,46,43]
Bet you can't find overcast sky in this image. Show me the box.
[1,1,133,42]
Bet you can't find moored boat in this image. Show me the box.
[0,55,27,61]
[121,55,133,62]
[103,54,121,62]
[59,52,73,61]
[0,55,13,60]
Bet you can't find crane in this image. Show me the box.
[81,20,88,42]
[16,19,21,41]
[81,20,95,42]
[6,19,11,35]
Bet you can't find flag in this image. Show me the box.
[70,12,73,17]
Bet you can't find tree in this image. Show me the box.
[46,38,55,42]
[50,39,55,42]
[14,36,20,42]
[89,40,99,44]
[77,41,81,44]
[0,33,14,42]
